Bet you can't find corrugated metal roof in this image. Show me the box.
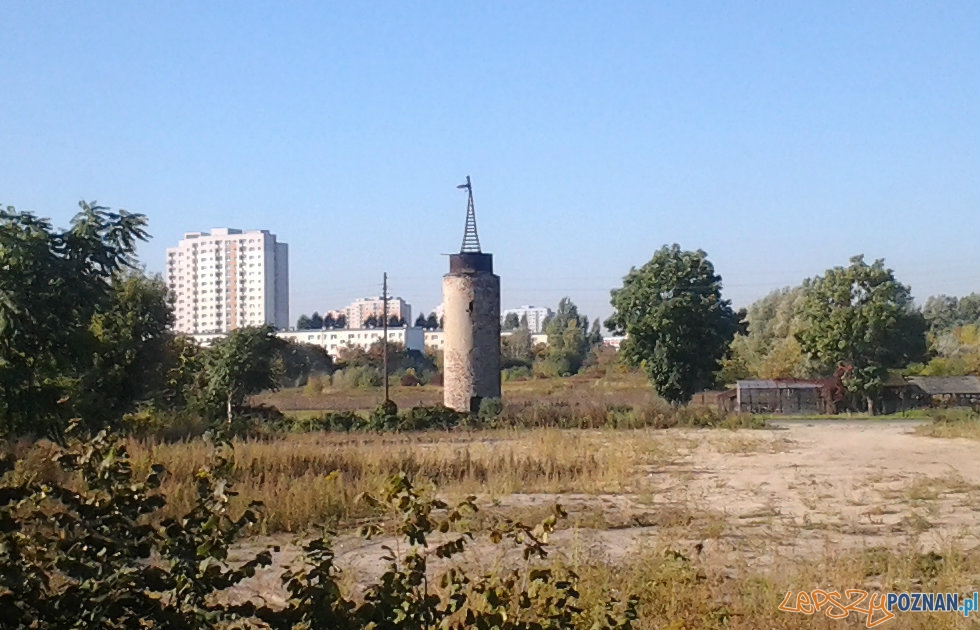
[907,376,980,395]
[736,380,825,390]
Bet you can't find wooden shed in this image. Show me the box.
[906,376,980,408]
[735,379,835,415]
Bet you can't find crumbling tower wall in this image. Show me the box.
[443,252,500,413]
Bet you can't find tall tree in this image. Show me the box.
[724,286,814,380]
[310,311,324,329]
[541,297,592,376]
[502,312,520,330]
[74,272,174,430]
[426,312,439,330]
[296,314,313,330]
[197,325,281,423]
[589,317,603,347]
[0,202,148,438]
[415,313,427,328]
[501,327,534,364]
[795,255,926,414]
[606,245,739,405]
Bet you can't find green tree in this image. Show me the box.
[502,312,520,330]
[0,202,148,438]
[74,272,175,431]
[426,312,439,330]
[589,317,603,347]
[310,311,324,329]
[922,295,961,333]
[275,339,334,388]
[501,327,533,365]
[414,313,427,327]
[161,334,205,411]
[197,326,281,424]
[296,314,313,330]
[541,297,592,376]
[795,255,927,414]
[606,244,739,405]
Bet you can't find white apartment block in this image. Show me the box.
[279,326,424,358]
[343,296,412,329]
[166,228,289,334]
[190,327,425,358]
[500,330,549,346]
[501,305,553,333]
[424,330,446,352]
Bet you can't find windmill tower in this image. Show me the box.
[442,176,501,413]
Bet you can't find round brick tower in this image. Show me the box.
[442,177,501,413]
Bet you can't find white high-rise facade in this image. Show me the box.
[343,297,412,329]
[166,228,289,334]
[501,305,553,333]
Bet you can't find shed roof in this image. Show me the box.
[906,376,980,395]
[736,379,825,390]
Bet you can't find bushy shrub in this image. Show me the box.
[399,367,422,386]
[364,399,400,432]
[303,373,327,395]
[121,408,211,442]
[0,424,269,629]
[0,429,639,629]
[502,365,533,382]
[332,365,383,389]
[286,411,363,433]
[400,404,467,431]
[477,397,505,425]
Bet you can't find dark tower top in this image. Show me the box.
[450,175,493,273]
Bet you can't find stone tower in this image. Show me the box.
[443,176,501,413]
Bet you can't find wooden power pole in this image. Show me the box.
[382,272,390,402]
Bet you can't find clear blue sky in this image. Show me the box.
[2,2,977,327]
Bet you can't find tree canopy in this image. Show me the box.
[607,245,739,405]
[196,325,282,424]
[795,255,926,413]
[0,202,150,438]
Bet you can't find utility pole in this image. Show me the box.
[382,272,390,402]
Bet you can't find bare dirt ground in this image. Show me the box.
[228,421,980,606]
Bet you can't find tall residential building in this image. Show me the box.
[501,305,553,333]
[343,296,411,329]
[166,228,289,334]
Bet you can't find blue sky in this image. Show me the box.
[2,2,977,327]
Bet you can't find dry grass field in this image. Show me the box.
[10,365,978,627]
[254,367,658,413]
[102,420,980,629]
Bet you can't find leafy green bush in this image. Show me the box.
[286,410,364,433]
[400,404,467,431]
[332,365,383,389]
[0,423,268,629]
[502,365,534,382]
[0,428,638,629]
[365,399,400,432]
[476,397,505,427]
